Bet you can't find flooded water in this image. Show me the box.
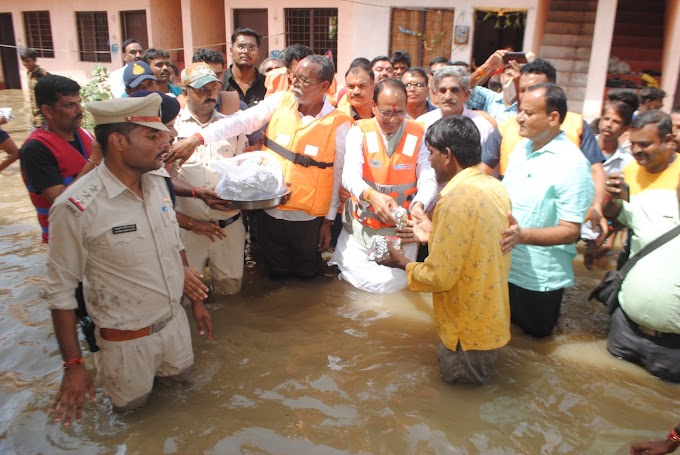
[0,88,678,454]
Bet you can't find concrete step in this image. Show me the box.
[564,86,587,100]
[550,58,591,74]
[611,35,664,48]
[542,33,594,48]
[610,47,664,61]
[548,11,597,24]
[568,100,584,114]
[557,71,588,87]
[540,45,592,61]
[551,0,598,12]
[613,23,664,36]
[545,21,595,35]
[617,0,666,13]
[614,11,667,25]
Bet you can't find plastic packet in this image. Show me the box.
[212,151,287,201]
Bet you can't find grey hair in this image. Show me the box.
[433,65,470,91]
[304,54,335,84]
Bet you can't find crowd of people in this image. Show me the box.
[4,27,679,449]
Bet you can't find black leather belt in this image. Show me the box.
[214,212,241,228]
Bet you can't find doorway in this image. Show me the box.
[120,10,149,50]
[472,10,526,69]
[0,13,21,89]
[233,9,268,67]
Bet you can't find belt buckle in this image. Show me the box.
[150,317,171,335]
[295,154,311,167]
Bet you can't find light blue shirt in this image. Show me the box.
[468,86,518,123]
[503,132,594,291]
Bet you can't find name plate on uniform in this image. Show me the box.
[402,134,418,157]
[112,224,137,234]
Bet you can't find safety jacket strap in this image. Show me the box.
[264,136,334,169]
[365,180,417,195]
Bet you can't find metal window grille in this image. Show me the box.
[285,8,338,69]
[23,11,55,58]
[390,8,454,67]
[75,11,111,63]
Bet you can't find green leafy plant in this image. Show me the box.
[80,65,112,130]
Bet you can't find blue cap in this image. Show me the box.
[124,61,157,88]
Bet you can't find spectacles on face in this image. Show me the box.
[405,82,427,89]
[234,44,258,53]
[378,110,406,119]
[293,74,318,87]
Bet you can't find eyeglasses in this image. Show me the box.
[378,110,406,119]
[234,44,258,52]
[405,82,427,89]
[292,74,318,86]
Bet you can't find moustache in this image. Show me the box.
[350,94,363,99]
[204,98,217,104]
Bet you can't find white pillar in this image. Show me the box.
[582,0,618,121]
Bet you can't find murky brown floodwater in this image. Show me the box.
[0,89,678,454]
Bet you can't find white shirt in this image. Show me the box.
[200,92,351,221]
[597,135,635,175]
[417,107,494,145]
[174,107,246,221]
[109,65,127,98]
[343,119,437,212]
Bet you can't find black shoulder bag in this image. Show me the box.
[589,224,680,314]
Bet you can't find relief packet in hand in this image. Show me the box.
[367,235,402,262]
[391,206,409,230]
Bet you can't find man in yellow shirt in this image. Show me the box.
[380,116,512,384]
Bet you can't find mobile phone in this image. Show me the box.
[503,52,527,64]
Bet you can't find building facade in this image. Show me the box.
[0,0,678,119]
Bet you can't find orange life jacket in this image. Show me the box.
[499,111,583,175]
[264,92,352,216]
[352,118,423,229]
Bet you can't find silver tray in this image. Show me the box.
[226,190,290,210]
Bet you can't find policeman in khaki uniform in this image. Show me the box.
[45,94,213,424]
[173,62,247,295]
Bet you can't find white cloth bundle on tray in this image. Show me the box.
[212,151,287,201]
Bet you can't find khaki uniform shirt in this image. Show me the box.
[173,107,245,221]
[44,164,185,330]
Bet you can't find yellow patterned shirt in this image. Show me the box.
[406,166,512,351]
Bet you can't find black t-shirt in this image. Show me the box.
[20,138,85,194]
[222,65,267,107]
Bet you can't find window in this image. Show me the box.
[75,11,111,63]
[23,11,54,58]
[390,8,455,67]
[285,8,338,68]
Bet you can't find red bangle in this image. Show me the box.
[192,186,203,199]
[63,357,84,369]
[194,132,205,145]
[668,428,680,443]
